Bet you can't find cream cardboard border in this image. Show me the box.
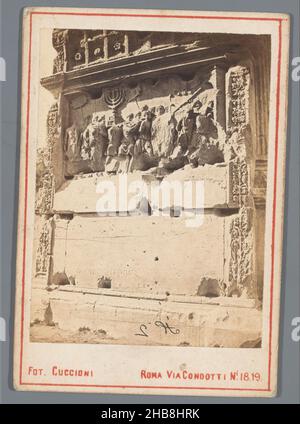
[13,7,290,396]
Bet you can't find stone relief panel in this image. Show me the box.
[39,43,261,300]
[63,71,228,177]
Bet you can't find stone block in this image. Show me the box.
[32,289,261,347]
[51,214,226,295]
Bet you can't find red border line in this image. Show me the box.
[19,11,283,393]
[19,382,271,391]
[30,11,287,22]
[19,11,32,385]
[267,18,282,391]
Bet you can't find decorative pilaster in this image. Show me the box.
[228,158,250,208]
[225,65,256,299]
[35,217,54,279]
[35,102,60,214]
[227,206,255,298]
[35,102,60,284]
[226,66,250,131]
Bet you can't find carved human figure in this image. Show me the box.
[176,109,198,153]
[192,100,202,115]
[79,119,101,171]
[106,121,123,156]
[105,121,124,173]
[205,101,214,120]
[64,123,81,161]
[155,109,196,172]
[187,112,223,167]
[90,114,109,171]
[119,113,140,156]
[80,115,92,161]
[131,110,157,171]
[135,111,142,122]
[140,104,149,120]
[117,113,140,173]
[138,109,153,141]
[151,106,178,158]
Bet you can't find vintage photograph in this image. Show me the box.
[13,8,289,396]
[31,26,270,348]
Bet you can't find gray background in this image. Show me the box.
[0,0,299,404]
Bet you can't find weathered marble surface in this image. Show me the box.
[30,287,261,347]
[53,164,233,213]
[50,214,227,295]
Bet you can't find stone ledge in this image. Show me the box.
[30,287,261,347]
[56,285,256,309]
[53,164,235,213]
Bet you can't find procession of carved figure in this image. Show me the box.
[63,90,228,176]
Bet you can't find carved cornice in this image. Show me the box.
[40,73,65,99]
[41,45,234,96]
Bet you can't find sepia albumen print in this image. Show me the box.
[31,26,270,348]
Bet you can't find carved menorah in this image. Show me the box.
[103,87,125,121]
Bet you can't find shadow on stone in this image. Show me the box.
[97,276,112,289]
[239,338,261,348]
[196,277,220,297]
[44,302,54,326]
[51,272,70,286]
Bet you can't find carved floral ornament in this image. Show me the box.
[227,66,250,131]
[47,103,59,141]
[52,30,68,74]
[35,103,59,215]
[228,206,254,298]
[35,218,52,276]
[229,157,250,208]
[52,29,67,49]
